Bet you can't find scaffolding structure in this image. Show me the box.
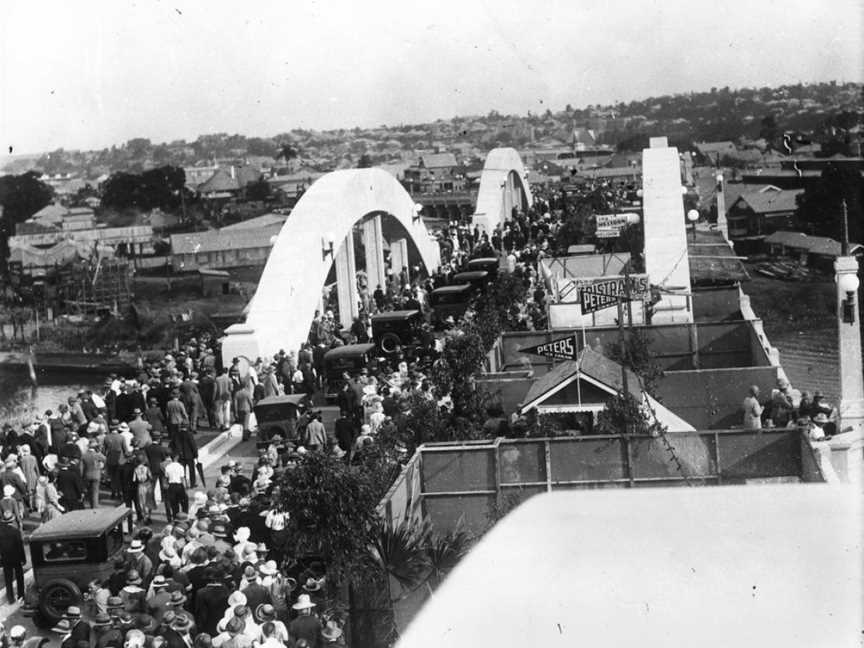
[57,257,133,315]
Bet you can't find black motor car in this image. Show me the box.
[371,309,423,355]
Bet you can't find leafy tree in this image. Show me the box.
[0,172,54,263]
[595,392,659,436]
[101,165,186,212]
[357,154,373,168]
[759,114,780,147]
[275,452,395,583]
[247,137,278,157]
[245,178,272,202]
[276,143,299,162]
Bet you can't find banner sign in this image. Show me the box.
[519,333,583,361]
[579,275,651,314]
[595,229,619,238]
[595,214,632,230]
[557,274,650,306]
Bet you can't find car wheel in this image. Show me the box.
[37,578,81,626]
[380,332,401,354]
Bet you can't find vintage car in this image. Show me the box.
[323,343,377,400]
[253,393,311,445]
[450,270,492,290]
[27,506,132,626]
[429,284,475,327]
[465,256,500,277]
[371,309,423,355]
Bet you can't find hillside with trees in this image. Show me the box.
[3,81,859,179]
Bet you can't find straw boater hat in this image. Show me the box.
[127,539,144,554]
[167,591,187,607]
[64,606,82,619]
[255,603,277,623]
[91,613,112,628]
[258,560,278,577]
[292,594,317,610]
[125,570,143,586]
[321,620,344,642]
[302,577,322,593]
[170,614,193,632]
[151,575,168,590]
[813,413,829,424]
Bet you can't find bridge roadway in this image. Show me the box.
[0,406,342,645]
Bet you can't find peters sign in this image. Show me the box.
[519,333,582,361]
[557,274,650,309]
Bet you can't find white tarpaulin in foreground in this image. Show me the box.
[397,485,862,648]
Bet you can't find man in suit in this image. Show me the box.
[103,422,126,499]
[56,457,84,511]
[163,613,194,648]
[61,606,92,648]
[165,391,189,441]
[0,509,26,603]
[81,440,106,509]
[194,567,230,636]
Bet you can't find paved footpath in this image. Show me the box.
[0,406,341,643]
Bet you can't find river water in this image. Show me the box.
[0,367,98,425]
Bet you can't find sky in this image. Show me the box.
[1,0,861,155]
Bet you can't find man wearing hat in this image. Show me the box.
[89,612,114,648]
[165,390,189,440]
[240,564,271,612]
[0,508,26,603]
[809,412,831,441]
[126,540,153,582]
[129,409,153,448]
[164,613,194,648]
[81,439,107,509]
[321,619,345,645]
[289,594,321,646]
[103,422,126,499]
[56,456,84,511]
[146,575,172,619]
[60,606,91,648]
[195,567,231,636]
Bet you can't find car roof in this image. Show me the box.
[467,257,499,266]
[255,394,308,407]
[30,506,131,541]
[324,343,377,359]
[432,284,473,293]
[452,271,489,279]
[371,310,421,322]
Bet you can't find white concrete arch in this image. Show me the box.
[472,147,533,234]
[222,167,440,365]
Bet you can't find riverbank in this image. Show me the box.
[0,350,139,375]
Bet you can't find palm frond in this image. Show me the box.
[369,520,431,592]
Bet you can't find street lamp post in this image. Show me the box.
[687,209,699,246]
[831,199,864,481]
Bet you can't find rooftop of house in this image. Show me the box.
[733,188,804,214]
[521,347,642,409]
[763,230,863,256]
[417,152,458,169]
[694,140,737,156]
[170,224,282,255]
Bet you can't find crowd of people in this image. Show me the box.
[742,376,839,440]
[3,460,348,647]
